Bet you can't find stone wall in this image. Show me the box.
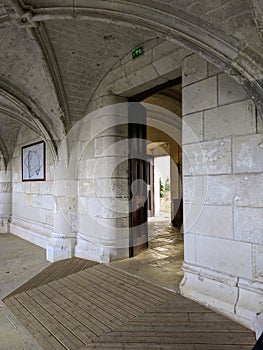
[10,126,54,248]
[8,102,132,263]
[75,102,130,263]
[0,155,11,233]
[180,54,263,329]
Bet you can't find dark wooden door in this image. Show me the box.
[129,103,148,257]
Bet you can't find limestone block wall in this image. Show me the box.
[0,156,11,233]
[10,126,55,248]
[8,101,133,263]
[180,54,263,329]
[46,132,78,262]
[75,102,130,263]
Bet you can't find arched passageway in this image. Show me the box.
[0,0,262,333]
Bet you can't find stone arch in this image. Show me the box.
[40,2,258,114]
[12,1,263,115]
[0,86,59,163]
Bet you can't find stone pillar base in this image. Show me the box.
[10,216,51,248]
[46,235,76,262]
[75,235,129,263]
[180,263,263,331]
[0,218,10,234]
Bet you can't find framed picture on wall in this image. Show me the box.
[22,141,46,181]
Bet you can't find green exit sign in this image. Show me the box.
[132,47,143,59]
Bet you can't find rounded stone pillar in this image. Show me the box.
[75,96,130,262]
[0,158,11,234]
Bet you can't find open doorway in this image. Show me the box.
[112,79,184,291]
[146,129,183,229]
[150,155,171,221]
[132,78,183,254]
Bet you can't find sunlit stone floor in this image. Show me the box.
[111,214,184,292]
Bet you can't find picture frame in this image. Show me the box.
[22,141,46,181]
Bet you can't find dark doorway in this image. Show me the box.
[128,103,148,257]
[128,78,183,258]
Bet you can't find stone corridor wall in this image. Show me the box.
[0,155,11,233]
[10,126,54,248]
[181,54,263,328]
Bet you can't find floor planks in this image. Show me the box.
[3,263,256,350]
[4,257,97,298]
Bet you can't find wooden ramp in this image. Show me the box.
[3,263,256,350]
[5,257,97,298]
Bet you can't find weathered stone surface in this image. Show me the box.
[180,268,238,315]
[195,235,252,279]
[234,207,263,244]
[182,112,203,144]
[0,115,21,162]
[0,192,11,205]
[0,203,11,216]
[183,54,208,86]
[31,194,42,208]
[204,100,256,140]
[236,283,263,325]
[82,197,129,219]
[94,136,128,158]
[153,47,187,79]
[152,40,181,61]
[0,183,11,192]
[128,64,162,89]
[124,49,152,76]
[54,180,76,197]
[79,157,129,179]
[41,195,54,210]
[0,25,62,138]
[184,204,233,239]
[182,54,263,327]
[233,133,263,173]
[183,233,196,264]
[208,62,222,77]
[78,178,128,198]
[45,19,155,121]
[183,76,217,115]
[218,73,248,105]
[0,170,12,183]
[183,139,231,175]
[257,114,263,133]
[184,173,263,206]
[254,245,263,280]
[181,266,263,330]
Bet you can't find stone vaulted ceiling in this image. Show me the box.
[0,0,262,166]
[44,20,156,123]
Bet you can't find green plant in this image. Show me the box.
[165,177,170,191]
[159,177,165,198]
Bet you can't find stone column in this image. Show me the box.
[46,133,78,262]
[180,54,263,329]
[75,95,130,263]
[0,157,11,233]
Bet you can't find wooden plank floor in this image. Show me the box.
[3,263,256,350]
[4,257,97,298]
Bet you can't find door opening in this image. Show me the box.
[128,103,148,258]
[113,79,184,290]
[128,78,183,260]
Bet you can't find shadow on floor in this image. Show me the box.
[111,216,184,292]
